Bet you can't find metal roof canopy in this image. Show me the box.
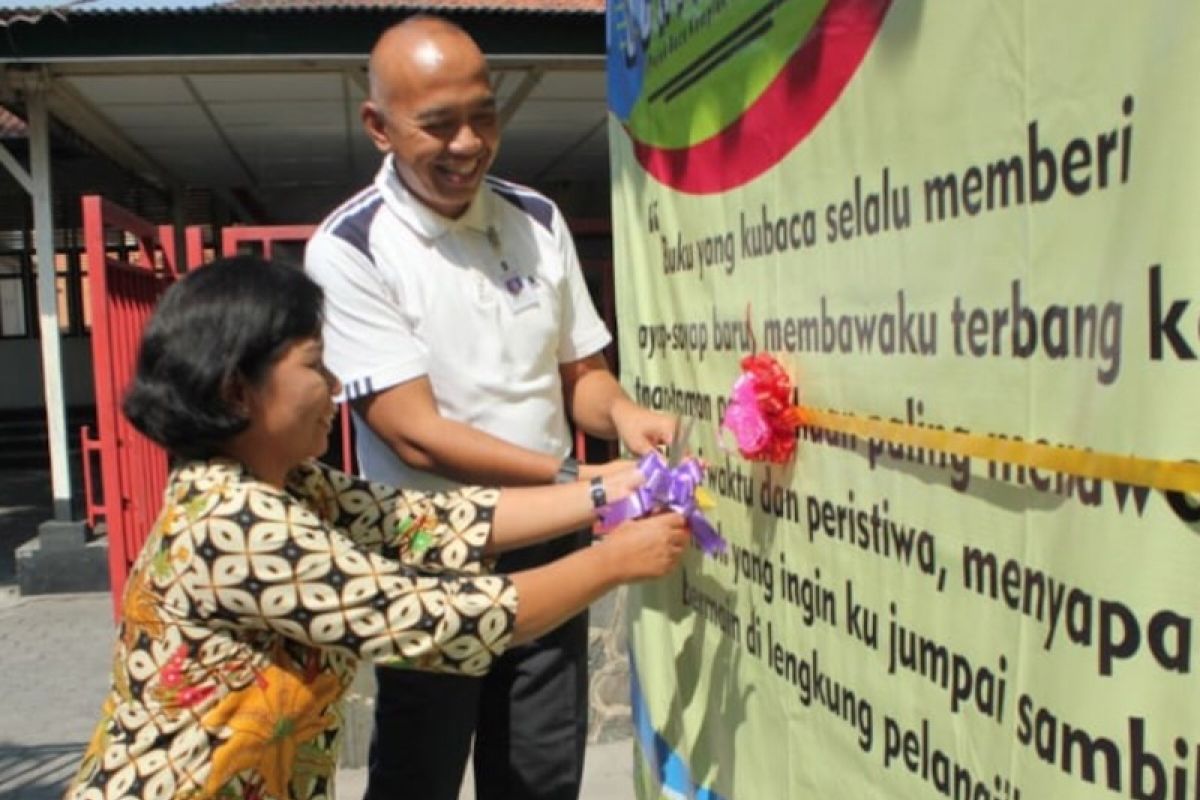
[0,4,608,520]
[0,7,610,223]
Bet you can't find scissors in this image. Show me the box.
[666,414,696,467]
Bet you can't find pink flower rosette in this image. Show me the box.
[720,352,804,463]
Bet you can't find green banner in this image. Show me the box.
[608,1,1200,798]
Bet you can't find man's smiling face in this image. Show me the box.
[364,23,500,219]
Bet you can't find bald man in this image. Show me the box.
[305,16,674,800]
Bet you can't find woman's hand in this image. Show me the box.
[598,461,644,507]
[579,457,635,481]
[601,512,689,582]
[507,511,689,644]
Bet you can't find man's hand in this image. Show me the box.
[610,400,676,456]
[561,355,676,455]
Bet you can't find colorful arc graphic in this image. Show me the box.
[626,0,893,194]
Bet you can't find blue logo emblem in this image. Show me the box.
[606,0,647,120]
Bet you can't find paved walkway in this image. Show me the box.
[0,591,636,800]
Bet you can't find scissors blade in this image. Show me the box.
[667,415,695,467]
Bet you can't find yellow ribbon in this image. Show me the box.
[802,408,1200,494]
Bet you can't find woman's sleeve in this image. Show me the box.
[178,477,518,676]
[286,460,500,575]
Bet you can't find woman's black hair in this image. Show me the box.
[122,256,324,460]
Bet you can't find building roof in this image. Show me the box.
[224,0,603,11]
[0,0,602,15]
[0,0,609,227]
[0,0,605,59]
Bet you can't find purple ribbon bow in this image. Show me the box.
[596,452,726,556]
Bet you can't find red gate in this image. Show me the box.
[221,224,315,260]
[83,196,191,615]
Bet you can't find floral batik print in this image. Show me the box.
[67,458,518,800]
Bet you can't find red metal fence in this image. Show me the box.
[221,224,315,261]
[82,196,190,615]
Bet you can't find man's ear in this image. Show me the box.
[361,101,393,154]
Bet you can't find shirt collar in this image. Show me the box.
[374,154,496,241]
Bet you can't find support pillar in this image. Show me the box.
[27,74,73,520]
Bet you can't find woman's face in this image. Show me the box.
[241,336,341,473]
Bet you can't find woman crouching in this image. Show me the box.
[66,256,687,800]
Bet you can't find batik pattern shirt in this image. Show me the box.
[67,458,518,800]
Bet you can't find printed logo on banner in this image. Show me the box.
[607,0,893,193]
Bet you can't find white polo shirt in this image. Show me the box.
[305,156,612,492]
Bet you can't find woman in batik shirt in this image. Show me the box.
[67,257,688,800]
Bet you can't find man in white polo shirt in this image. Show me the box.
[305,16,674,800]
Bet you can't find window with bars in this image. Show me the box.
[0,230,91,338]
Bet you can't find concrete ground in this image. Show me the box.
[0,469,637,800]
[0,591,636,800]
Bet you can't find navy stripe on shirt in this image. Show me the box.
[487,177,554,235]
[324,189,384,263]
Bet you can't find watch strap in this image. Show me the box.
[554,456,580,484]
[589,476,607,509]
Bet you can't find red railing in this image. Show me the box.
[221,225,316,260]
[79,424,104,530]
[82,196,188,616]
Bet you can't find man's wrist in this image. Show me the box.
[554,456,580,484]
[608,396,635,435]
